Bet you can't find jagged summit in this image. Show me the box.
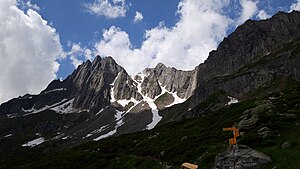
[142,62,198,99]
[93,55,102,63]
[155,62,167,69]
[272,10,299,19]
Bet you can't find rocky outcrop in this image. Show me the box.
[66,56,124,112]
[112,69,142,101]
[140,72,162,99]
[143,63,198,99]
[215,145,272,169]
[258,127,271,138]
[0,94,38,116]
[238,101,273,129]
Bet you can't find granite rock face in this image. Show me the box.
[199,11,300,80]
[0,56,124,115]
[140,71,162,99]
[112,69,142,101]
[142,62,198,99]
[189,11,300,112]
[67,56,123,112]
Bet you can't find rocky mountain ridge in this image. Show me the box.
[0,54,197,141]
[198,11,300,81]
[160,10,300,122]
[0,11,299,159]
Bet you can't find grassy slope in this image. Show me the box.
[4,77,299,169]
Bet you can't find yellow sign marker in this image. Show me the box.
[223,126,239,145]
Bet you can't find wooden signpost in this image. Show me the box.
[223,126,240,145]
[223,125,240,169]
[181,125,240,169]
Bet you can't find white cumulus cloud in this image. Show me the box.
[290,0,300,11]
[94,0,231,75]
[83,0,128,19]
[17,0,40,11]
[237,0,258,24]
[68,43,92,68]
[133,11,143,23]
[75,0,274,76]
[0,0,63,104]
[257,10,271,20]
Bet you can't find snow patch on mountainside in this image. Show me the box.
[22,99,68,116]
[21,137,45,148]
[51,133,65,140]
[110,72,121,103]
[95,108,104,116]
[22,106,36,113]
[0,134,12,139]
[226,96,239,105]
[133,73,162,130]
[145,100,161,130]
[107,71,188,132]
[93,110,124,141]
[165,91,186,107]
[84,134,93,139]
[51,99,75,114]
[62,136,70,140]
[21,98,81,116]
[157,83,186,108]
[43,88,67,94]
[117,98,139,107]
[94,129,115,141]
[92,124,109,134]
[7,113,17,118]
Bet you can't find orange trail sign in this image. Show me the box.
[223,127,239,145]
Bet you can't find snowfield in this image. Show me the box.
[22,137,45,148]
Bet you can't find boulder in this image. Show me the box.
[238,102,272,129]
[215,145,272,169]
[258,127,271,138]
[281,142,291,149]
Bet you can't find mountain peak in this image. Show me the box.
[92,55,102,63]
[155,62,167,69]
[91,55,118,66]
[103,56,115,63]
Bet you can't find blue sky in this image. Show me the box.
[30,0,181,78]
[30,0,296,79]
[0,0,299,104]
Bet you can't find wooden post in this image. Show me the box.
[223,126,240,169]
[223,127,239,145]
